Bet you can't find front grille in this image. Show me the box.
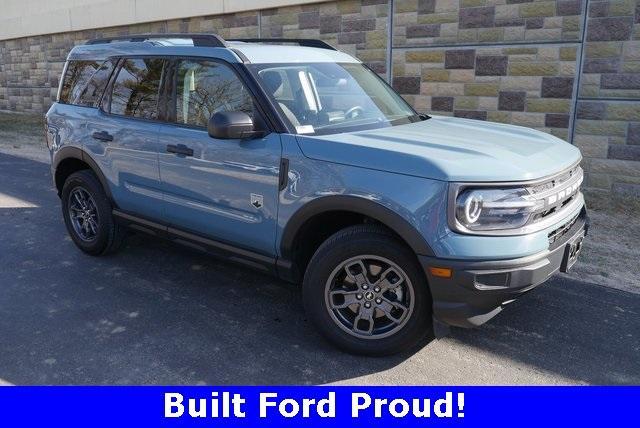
[524,165,583,229]
[529,165,580,195]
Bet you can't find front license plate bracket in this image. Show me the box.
[560,232,584,273]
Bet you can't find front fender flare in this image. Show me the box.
[279,195,435,260]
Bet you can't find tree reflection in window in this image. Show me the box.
[77,59,117,107]
[110,58,164,119]
[59,61,101,104]
[176,60,253,127]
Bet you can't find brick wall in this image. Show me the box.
[0,0,638,200]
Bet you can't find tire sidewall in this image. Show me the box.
[61,171,114,255]
[303,229,431,356]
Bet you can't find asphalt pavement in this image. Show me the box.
[0,152,638,385]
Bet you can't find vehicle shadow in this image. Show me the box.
[449,277,640,384]
[0,153,638,385]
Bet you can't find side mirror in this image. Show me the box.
[208,111,264,140]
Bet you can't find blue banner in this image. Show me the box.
[0,386,636,426]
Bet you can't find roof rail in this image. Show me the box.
[86,33,226,48]
[85,34,336,51]
[227,38,336,51]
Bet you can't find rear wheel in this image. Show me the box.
[61,170,124,256]
[303,225,432,356]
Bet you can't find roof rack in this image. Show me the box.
[227,38,336,51]
[86,33,226,48]
[85,34,336,51]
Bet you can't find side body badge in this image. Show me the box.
[251,193,264,209]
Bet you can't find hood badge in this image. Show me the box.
[251,193,264,209]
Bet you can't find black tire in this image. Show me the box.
[303,225,432,356]
[61,169,124,256]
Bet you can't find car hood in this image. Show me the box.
[295,115,582,182]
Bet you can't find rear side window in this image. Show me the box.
[76,59,117,107]
[59,60,101,104]
[109,58,165,120]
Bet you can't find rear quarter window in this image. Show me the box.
[59,60,102,104]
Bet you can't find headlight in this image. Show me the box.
[454,187,543,231]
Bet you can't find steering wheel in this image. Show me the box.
[344,106,364,119]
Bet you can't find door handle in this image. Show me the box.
[166,144,194,157]
[92,131,113,142]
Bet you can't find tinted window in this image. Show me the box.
[110,58,164,119]
[75,59,117,107]
[59,60,101,104]
[175,60,254,127]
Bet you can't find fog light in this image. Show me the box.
[475,272,509,289]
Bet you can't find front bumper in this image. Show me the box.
[419,207,588,328]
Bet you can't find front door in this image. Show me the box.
[157,59,281,257]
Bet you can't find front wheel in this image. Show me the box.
[303,225,432,356]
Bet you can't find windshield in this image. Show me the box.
[249,63,421,135]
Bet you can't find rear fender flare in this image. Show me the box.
[53,146,115,204]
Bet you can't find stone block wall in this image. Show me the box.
[392,0,584,46]
[0,0,638,200]
[393,44,579,140]
[574,0,640,197]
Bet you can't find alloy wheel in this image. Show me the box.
[324,255,415,339]
[68,187,100,242]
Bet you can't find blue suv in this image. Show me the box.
[46,34,588,355]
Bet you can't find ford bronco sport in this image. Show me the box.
[46,34,588,355]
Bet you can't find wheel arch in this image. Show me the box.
[278,195,434,282]
[53,146,114,204]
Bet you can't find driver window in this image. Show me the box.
[175,60,253,127]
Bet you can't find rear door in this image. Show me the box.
[156,58,282,257]
[83,57,166,222]
[47,59,114,165]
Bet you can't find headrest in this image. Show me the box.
[261,70,283,96]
